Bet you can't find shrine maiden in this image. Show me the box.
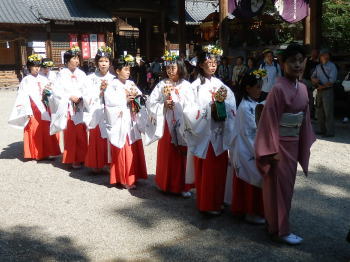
[8,54,60,160]
[104,55,147,189]
[39,58,57,83]
[83,46,114,172]
[147,52,194,197]
[230,71,266,224]
[255,44,315,245]
[50,46,88,168]
[182,45,236,215]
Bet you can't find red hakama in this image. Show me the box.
[231,175,264,217]
[62,115,88,164]
[110,137,147,186]
[24,100,61,160]
[155,123,193,193]
[85,127,108,169]
[194,144,228,211]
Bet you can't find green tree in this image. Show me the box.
[322,0,350,51]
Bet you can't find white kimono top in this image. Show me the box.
[83,71,115,139]
[8,74,51,129]
[182,76,236,159]
[232,97,263,187]
[40,70,57,84]
[104,79,147,149]
[49,68,87,135]
[146,78,193,146]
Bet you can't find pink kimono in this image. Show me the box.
[255,77,316,237]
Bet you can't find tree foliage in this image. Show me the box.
[322,0,350,51]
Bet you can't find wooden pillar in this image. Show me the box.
[219,0,228,50]
[178,0,186,56]
[310,0,322,49]
[45,23,53,59]
[146,17,151,59]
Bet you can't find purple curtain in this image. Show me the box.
[273,0,309,23]
[229,0,266,18]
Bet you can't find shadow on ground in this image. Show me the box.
[108,165,350,262]
[0,225,89,262]
[0,141,26,161]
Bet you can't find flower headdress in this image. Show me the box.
[27,54,42,66]
[96,46,112,58]
[67,45,81,56]
[202,45,223,58]
[41,59,54,68]
[251,69,267,79]
[117,54,135,67]
[162,50,179,66]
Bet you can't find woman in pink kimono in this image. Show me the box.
[255,44,316,245]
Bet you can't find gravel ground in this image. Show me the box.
[0,90,349,262]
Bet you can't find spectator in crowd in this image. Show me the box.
[246,57,257,75]
[217,57,231,86]
[311,48,338,137]
[259,49,282,100]
[231,56,247,93]
[302,48,319,119]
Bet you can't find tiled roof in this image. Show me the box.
[25,0,113,22]
[0,0,113,24]
[0,0,47,24]
[168,0,219,25]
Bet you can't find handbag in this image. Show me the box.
[342,72,350,92]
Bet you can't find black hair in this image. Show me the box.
[197,51,217,85]
[95,52,112,65]
[112,56,135,71]
[64,51,80,64]
[165,59,187,81]
[281,44,306,63]
[239,73,260,100]
[247,57,255,66]
[26,60,41,68]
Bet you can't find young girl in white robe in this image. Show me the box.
[8,54,61,160]
[39,58,57,84]
[83,47,115,172]
[50,47,87,168]
[104,55,147,189]
[231,71,266,224]
[182,46,236,215]
[147,53,194,197]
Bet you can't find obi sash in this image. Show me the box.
[279,112,304,137]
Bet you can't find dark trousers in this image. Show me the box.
[316,88,335,136]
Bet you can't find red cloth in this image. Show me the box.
[85,127,108,169]
[62,116,88,164]
[194,144,228,211]
[155,123,193,193]
[231,175,264,217]
[110,138,147,186]
[24,100,61,160]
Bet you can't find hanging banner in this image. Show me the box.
[228,0,237,14]
[81,34,90,60]
[97,34,106,48]
[69,34,78,48]
[89,34,98,58]
[231,0,266,18]
[274,0,309,23]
